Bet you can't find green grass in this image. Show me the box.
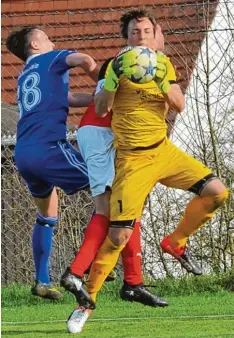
[2,270,234,308]
[2,282,234,337]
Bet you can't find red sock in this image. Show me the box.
[70,213,109,277]
[121,221,143,285]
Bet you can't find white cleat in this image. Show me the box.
[67,306,92,334]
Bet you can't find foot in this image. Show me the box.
[120,282,168,307]
[160,236,202,275]
[67,306,92,334]
[60,267,95,309]
[31,281,63,300]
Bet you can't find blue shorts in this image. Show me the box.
[14,140,89,198]
[77,126,115,197]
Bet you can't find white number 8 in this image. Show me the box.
[21,72,41,112]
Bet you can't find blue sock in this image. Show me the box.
[32,214,58,284]
[32,223,42,281]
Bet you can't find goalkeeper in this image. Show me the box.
[75,6,228,314]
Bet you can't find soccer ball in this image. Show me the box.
[114,46,157,84]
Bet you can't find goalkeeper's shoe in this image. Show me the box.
[120,282,168,307]
[60,267,95,310]
[67,306,92,334]
[31,281,63,300]
[160,236,202,275]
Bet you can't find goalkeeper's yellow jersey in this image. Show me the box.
[110,56,177,150]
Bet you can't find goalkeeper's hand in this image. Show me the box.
[104,49,137,92]
[155,52,171,94]
[103,60,120,92]
[115,50,172,94]
[104,50,172,94]
[113,48,138,77]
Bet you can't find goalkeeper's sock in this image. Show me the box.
[168,191,228,248]
[70,214,109,277]
[86,236,125,300]
[121,220,143,285]
[32,214,57,284]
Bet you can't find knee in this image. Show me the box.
[213,189,229,208]
[205,189,229,212]
[109,223,133,246]
[109,233,130,246]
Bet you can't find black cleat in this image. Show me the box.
[31,281,63,300]
[120,282,168,307]
[160,236,202,275]
[60,268,95,310]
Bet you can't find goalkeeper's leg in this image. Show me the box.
[120,219,167,307]
[86,223,133,303]
[86,221,167,307]
[161,178,228,274]
[63,193,145,289]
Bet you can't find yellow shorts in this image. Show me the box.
[110,138,212,221]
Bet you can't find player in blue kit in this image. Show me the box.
[6,26,99,299]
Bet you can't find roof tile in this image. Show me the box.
[1,0,218,143]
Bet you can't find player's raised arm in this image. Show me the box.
[66,53,100,82]
[68,92,93,108]
[94,89,116,117]
[94,59,117,117]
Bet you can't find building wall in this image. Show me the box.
[2,0,218,123]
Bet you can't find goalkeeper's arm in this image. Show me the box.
[166,110,177,138]
[155,54,185,113]
[163,84,185,113]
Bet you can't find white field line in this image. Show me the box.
[2,314,234,325]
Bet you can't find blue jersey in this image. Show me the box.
[16,49,76,146]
